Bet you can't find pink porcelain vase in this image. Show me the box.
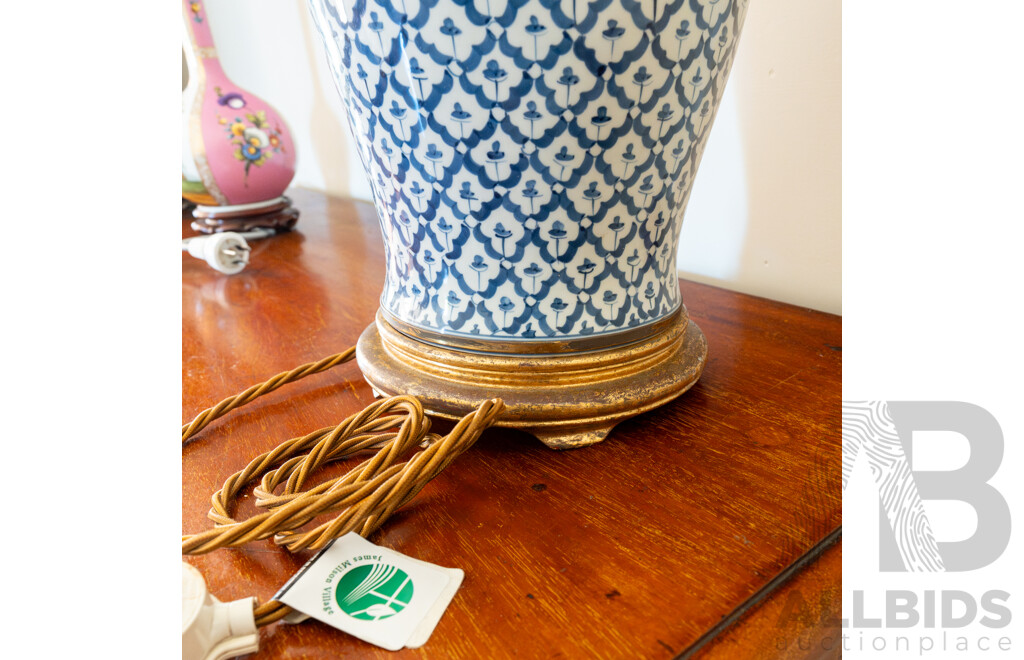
[181,0,297,209]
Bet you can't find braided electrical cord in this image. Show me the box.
[181,349,356,441]
[182,349,504,627]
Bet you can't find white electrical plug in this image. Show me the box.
[182,228,276,275]
[182,563,259,660]
[183,232,252,275]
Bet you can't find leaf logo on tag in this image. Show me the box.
[335,563,414,621]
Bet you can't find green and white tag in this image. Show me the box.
[274,533,463,650]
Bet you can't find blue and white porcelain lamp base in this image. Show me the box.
[308,0,747,447]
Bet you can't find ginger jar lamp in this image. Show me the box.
[306,0,749,448]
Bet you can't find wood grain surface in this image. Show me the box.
[183,188,842,659]
[699,538,842,660]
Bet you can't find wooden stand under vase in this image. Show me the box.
[190,196,300,234]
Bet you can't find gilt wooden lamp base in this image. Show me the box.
[356,308,707,449]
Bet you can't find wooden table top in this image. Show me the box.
[183,188,841,659]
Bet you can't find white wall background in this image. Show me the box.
[189,0,840,314]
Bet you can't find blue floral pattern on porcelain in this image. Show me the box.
[308,0,747,341]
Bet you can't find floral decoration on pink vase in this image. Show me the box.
[182,0,298,230]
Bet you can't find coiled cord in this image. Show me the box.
[181,350,503,626]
